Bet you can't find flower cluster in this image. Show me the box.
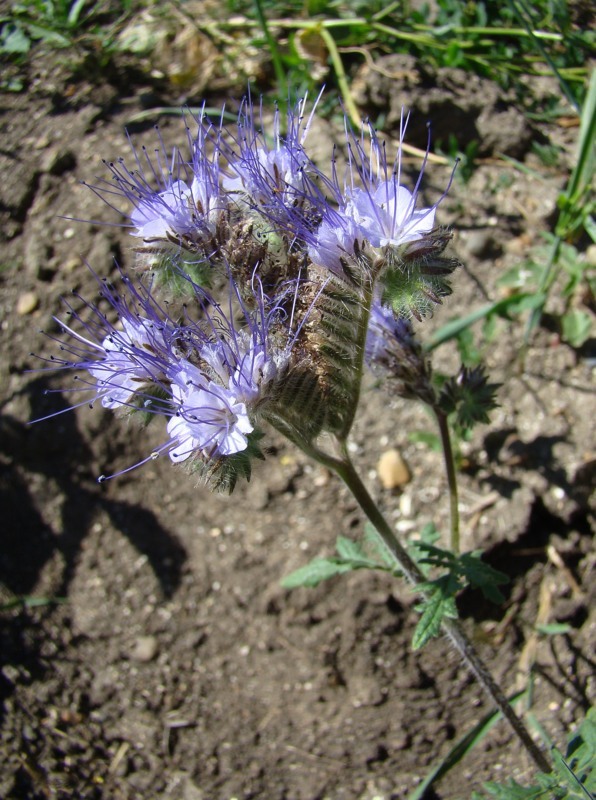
[39,92,460,489]
[39,270,295,486]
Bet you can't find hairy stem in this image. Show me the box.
[435,409,460,553]
[314,441,551,775]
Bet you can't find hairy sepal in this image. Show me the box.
[438,366,500,434]
[380,227,461,320]
[189,429,266,494]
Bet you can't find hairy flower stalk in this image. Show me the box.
[36,92,550,773]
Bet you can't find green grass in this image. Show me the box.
[214,0,594,116]
[0,0,135,58]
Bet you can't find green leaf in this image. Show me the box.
[335,535,367,562]
[551,747,594,797]
[416,541,456,568]
[0,21,31,53]
[556,69,596,240]
[535,623,572,636]
[477,708,595,799]
[406,526,442,576]
[459,552,509,604]
[497,262,545,291]
[281,558,352,588]
[481,777,557,799]
[412,585,458,650]
[21,21,71,46]
[456,325,483,366]
[482,312,499,343]
[565,708,596,793]
[0,594,67,611]
[561,309,593,348]
[363,524,396,569]
[282,531,397,592]
[426,293,546,351]
[67,0,87,27]
[499,292,548,315]
[412,545,508,605]
[408,430,442,451]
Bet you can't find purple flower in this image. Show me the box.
[167,360,254,461]
[38,271,178,417]
[39,92,462,484]
[342,181,435,249]
[86,108,224,246]
[223,91,323,214]
[164,310,288,464]
[129,177,219,241]
[163,274,299,462]
[202,339,278,404]
[87,315,170,409]
[305,209,364,279]
[307,111,449,276]
[36,260,303,481]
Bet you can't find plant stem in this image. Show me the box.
[317,442,552,775]
[435,409,460,553]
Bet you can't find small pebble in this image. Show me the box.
[16,291,39,315]
[377,449,411,490]
[399,492,413,517]
[313,467,330,487]
[505,233,532,255]
[130,635,158,662]
[63,257,80,274]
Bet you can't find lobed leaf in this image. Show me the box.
[281,558,353,588]
[412,583,458,650]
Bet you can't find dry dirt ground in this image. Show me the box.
[0,47,594,800]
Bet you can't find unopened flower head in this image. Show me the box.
[365,297,435,404]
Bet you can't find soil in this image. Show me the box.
[1,42,594,800]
